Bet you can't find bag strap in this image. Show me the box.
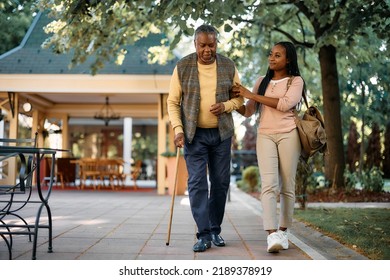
[287,76,293,90]
[288,77,301,123]
[302,90,309,109]
[287,76,309,109]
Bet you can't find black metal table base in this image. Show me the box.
[1,140,65,260]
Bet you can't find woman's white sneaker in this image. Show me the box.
[277,230,289,250]
[267,232,284,253]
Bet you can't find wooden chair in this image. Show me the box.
[41,157,65,189]
[115,159,142,190]
[56,158,77,189]
[131,160,142,190]
[96,158,123,190]
[95,159,110,190]
[79,158,100,190]
[108,159,126,189]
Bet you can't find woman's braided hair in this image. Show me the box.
[256,41,306,111]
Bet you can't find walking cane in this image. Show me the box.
[166,147,181,246]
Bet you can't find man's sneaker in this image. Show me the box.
[278,230,289,250]
[267,231,284,253]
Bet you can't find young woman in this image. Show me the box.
[234,42,304,253]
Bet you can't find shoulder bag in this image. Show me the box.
[288,77,328,161]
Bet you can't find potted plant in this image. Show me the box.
[161,150,188,195]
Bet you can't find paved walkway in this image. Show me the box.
[2,184,384,260]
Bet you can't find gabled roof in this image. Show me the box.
[0,12,177,75]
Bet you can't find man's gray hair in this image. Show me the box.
[194,24,218,39]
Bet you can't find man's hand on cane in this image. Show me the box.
[174,133,185,148]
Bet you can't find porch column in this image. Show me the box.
[60,113,70,157]
[0,119,4,138]
[157,94,168,195]
[5,93,19,185]
[0,119,4,180]
[123,117,132,178]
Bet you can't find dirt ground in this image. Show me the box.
[249,189,390,203]
[306,189,390,202]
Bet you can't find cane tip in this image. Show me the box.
[166,242,169,246]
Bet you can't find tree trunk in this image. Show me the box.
[318,45,345,188]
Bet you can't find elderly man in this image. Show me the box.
[167,24,243,252]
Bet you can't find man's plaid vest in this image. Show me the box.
[177,53,235,143]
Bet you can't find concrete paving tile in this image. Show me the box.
[1,184,369,260]
[58,227,114,238]
[235,234,265,241]
[113,225,159,234]
[149,233,194,241]
[136,254,194,260]
[15,251,82,260]
[86,241,145,254]
[50,237,102,252]
[103,232,149,239]
[146,239,188,246]
[140,243,193,255]
[154,225,195,235]
[195,253,252,260]
[78,253,139,260]
[197,244,251,257]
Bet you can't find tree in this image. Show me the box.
[338,57,389,175]
[346,121,360,172]
[241,118,256,151]
[0,0,37,55]
[365,123,382,170]
[34,0,390,188]
[383,122,390,178]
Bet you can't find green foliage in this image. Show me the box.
[362,167,384,193]
[241,165,260,193]
[296,154,328,209]
[33,3,388,116]
[37,0,175,74]
[384,122,390,178]
[5,0,389,188]
[0,0,37,54]
[160,151,177,157]
[131,134,157,162]
[344,166,362,191]
[160,150,184,157]
[346,121,360,172]
[344,166,384,193]
[339,56,389,141]
[38,0,388,75]
[295,160,309,209]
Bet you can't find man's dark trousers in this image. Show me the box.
[184,127,231,240]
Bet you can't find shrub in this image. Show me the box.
[344,166,361,191]
[362,166,384,192]
[296,160,310,209]
[344,166,384,192]
[295,155,328,209]
[242,165,260,193]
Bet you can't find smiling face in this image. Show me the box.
[268,44,289,72]
[194,32,217,65]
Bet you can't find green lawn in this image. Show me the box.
[294,208,390,259]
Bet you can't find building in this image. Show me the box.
[0,12,180,194]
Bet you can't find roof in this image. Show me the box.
[0,12,177,75]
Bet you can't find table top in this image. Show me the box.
[0,146,70,155]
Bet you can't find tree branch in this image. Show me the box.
[331,0,348,30]
[273,27,314,48]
